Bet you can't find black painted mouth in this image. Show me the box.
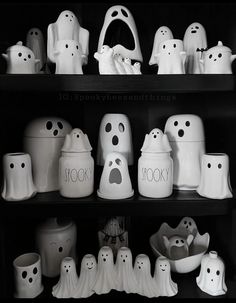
[109,168,122,184]
[161,269,165,272]
[191,30,197,33]
[88,267,93,270]
[112,135,119,146]
[103,258,106,262]
[178,129,184,137]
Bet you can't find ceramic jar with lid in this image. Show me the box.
[138,128,173,198]
[59,128,94,198]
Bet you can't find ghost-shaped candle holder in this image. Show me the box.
[59,128,94,198]
[97,152,134,199]
[2,152,37,201]
[196,251,227,296]
[164,114,205,190]
[138,128,173,198]
[197,153,233,199]
[97,113,133,166]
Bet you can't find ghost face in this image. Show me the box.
[184,22,207,47]
[134,254,151,273]
[82,254,97,272]
[159,39,184,56]
[98,246,114,268]
[163,234,194,260]
[62,128,92,152]
[57,10,77,27]
[61,257,76,276]
[178,217,198,236]
[116,247,133,267]
[155,256,171,274]
[27,28,44,44]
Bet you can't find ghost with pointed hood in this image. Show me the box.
[134,254,158,298]
[73,254,97,298]
[153,256,178,297]
[141,128,171,153]
[183,22,207,74]
[47,9,89,64]
[52,257,79,298]
[94,45,118,74]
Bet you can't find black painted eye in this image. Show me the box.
[173,44,176,48]
[119,123,125,132]
[218,53,222,58]
[58,247,63,253]
[174,121,178,126]
[207,163,211,168]
[218,163,222,169]
[22,271,27,279]
[185,121,190,127]
[184,221,187,225]
[111,10,118,17]
[21,163,25,168]
[10,163,14,169]
[163,45,166,49]
[46,121,53,130]
[216,270,220,275]
[65,14,68,17]
[105,123,112,132]
[28,54,31,59]
[176,240,179,244]
[57,121,63,129]
[65,44,68,48]
[18,52,22,57]
[189,222,192,226]
[76,134,80,138]
[33,267,38,275]
[30,31,33,35]
[76,45,79,49]
[209,54,213,59]
[181,239,184,243]
[109,161,113,167]
[195,26,199,29]
[35,32,38,35]
[121,9,128,17]
[207,268,210,273]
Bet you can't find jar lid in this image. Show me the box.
[141,128,172,153]
[6,41,33,54]
[206,41,232,55]
[61,128,92,152]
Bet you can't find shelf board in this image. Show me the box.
[0,74,235,93]
[0,190,234,217]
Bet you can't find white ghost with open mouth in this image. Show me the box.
[163,234,194,260]
[97,152,134,199]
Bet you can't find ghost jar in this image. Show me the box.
[138,128,173,198]
[59,128,94,198]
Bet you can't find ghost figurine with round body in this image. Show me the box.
[92,246,116,295]
[97,113,133,166]
[164,114,205,190]
[197,153,233,199]
[73,254,97,298]
[196,251,227,296]
[163,234,194,260]
[115,247,137,294]
[97,5,143,62]
[52,257,79,298]
[153,256,178,297]
[149,26,174,65]
[94,45,118,74]
[24,117,72,192]
[47,10,89,65]
[2,153,37,201]
[134,254,158,298]
[183,22,207,74]
[97,152,134,199]
[2,41,40,74]
[138,128,173,198]
[177,217,198,237]
[155,39,186,74]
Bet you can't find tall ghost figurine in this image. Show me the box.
[26,28,48,73]
[183,22,207,74]
[196,251,227,296]
[97,113,133,166]
[164,114,205,190]
[115,247,137,294]
[134,254,158,298]
[52,257,79,298]
[2,153,37,201]
[197,153,233,199]
[73,254,97,298]
[92,246,116,295]
[94,45,118,74]
[155,39,186,74]
[47,10,89,64]
[149,26,173,65]
[153,256,178,297]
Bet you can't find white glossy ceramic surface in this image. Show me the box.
[94,45,118,74]
[163,234,194,260]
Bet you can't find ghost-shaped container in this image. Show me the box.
[97,152,134,200]
[163,234,194,260]
[197,153,233,199]
[24,117,72,192]
[196,251,227,296]
[2,152,37,201]
[35,217,77,278]
[200,41,236,74]
[97,113,133,166]
[59,128,94,198]
[164,114,205,190]
[138,128,173,198]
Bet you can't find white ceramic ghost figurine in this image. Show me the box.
[153,256,178,297]
[163,234,194,260]
[98,5,143,61]
[164,114,205,190]
[155,39,186,74]
[73,254,97,298]
[47,10,89,64]
[54,40,83,74]
[132,62,142,74]
[97,113,133,166]
[2,41,40,74]
[97,152,134,199]
[92,246,116,295]
[113,53,126,74]
[196,251,227,296]
[94,45,118,74]
[115,247,137,293]
[134,254,158,298]
[26,28,48,73]
[141,128,171,153]
[52,257,79,298]
[123,57,134,74]
[2,153,37,201]
[183,22,207,74]
[149,26,174,65]
[177,217,198,237]
[197,153,233,199]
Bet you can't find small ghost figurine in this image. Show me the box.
[132,62,142,74]
[155,39,186,74]
[163,234,194,260]
[141,128,171,153]
[94,45,118,74]
[134,254,158,298]
[52,257,79,298]
[2,41,40,74]
[92,246,116,295]
[196,251,227,296]
[123,57,134,74]
[153,256,178,297]
[113,54,126,74]
[177,217,198,237]
[183,22,207,74]
[73,254,97,298]
[149,26,174,65]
